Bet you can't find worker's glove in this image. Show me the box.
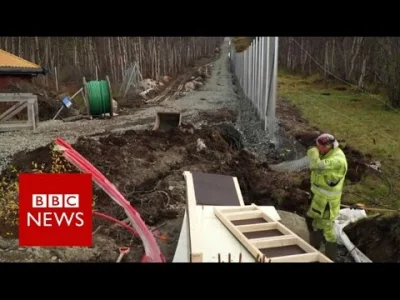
[307,146,319,158]
[306,147,320,169]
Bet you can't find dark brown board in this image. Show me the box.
[243,229,283,239]
[191,171,241,206]
[259,245,305,258]
[231,218,267,225]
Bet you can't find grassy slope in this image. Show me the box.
[278,71,400,209]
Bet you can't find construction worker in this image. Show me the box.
[305,133,348,261]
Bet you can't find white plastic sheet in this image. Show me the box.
[334,208,372,263]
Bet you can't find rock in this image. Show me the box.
[139,79,158,90]
[161,76,172,83]
[139,88,157,100]
[51,256,58,261]
[196,138,207,152]
[193,81,203,89]
[0,238,9,250]
[184,82,195,91]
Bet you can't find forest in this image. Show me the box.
[233,37,400,108]
[0,37,223,86]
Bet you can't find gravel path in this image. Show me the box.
[0,38,237,172]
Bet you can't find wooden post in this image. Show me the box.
[55,67,59,92]
[106,75,113,118]
[82,77,91,117]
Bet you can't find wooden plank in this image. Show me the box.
[270,253,320,263]
[0,102,28,123]
[232,177,245,206]
[34,98,39,125]
[214,205,333,263]
[0,94,35,102]
[226,210,276,223]
[183,171,203,262]
[0,120,28,124]
[0,93,33,96]
[226,211,265,222]
[251,235,298,248]
[0,101,25,120]
[219,204,257,215]
[236,222,278,233]
[29,102,36,130]
[249,234,297,244]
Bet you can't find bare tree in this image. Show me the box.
[278,36,400,108]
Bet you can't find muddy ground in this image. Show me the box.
[1,116,311,261]
[0,39,398,262]
[3,107,398,262]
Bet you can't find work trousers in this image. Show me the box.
[306,193,337,244]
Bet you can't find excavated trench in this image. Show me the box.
[0,116,399,261]
[0,93,398,262]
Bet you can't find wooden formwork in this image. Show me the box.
[0,93,39,132]
[183,171,247,262]
[214,204,332,263]
[183,171,203,262]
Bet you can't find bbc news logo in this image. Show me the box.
[28,194,84,227]
[19,173,93,247]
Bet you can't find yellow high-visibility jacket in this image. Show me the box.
[306,147,348,221]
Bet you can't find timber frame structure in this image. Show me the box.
[182,170,332,263]
[214,204,332,263]
[0,93,39,132]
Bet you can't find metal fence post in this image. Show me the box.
[229,37,279,141]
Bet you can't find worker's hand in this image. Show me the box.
[307,146,319,156]
[307,147,320,164]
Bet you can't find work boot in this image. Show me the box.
[325,242,337,261]
[309,230,323,250]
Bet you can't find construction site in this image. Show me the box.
[0,37,399,263]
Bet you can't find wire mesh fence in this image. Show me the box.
[229,37,279,142]
[229,37,309,172]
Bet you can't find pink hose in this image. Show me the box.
[54,138,165,263]
[93,211,139,237]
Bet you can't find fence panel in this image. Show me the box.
[229,37,279,142]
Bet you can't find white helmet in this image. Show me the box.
[316,133,339,148]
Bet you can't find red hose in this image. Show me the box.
[93,211,139,237]
[54,138,166,263]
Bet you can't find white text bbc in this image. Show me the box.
[32,194,79,208]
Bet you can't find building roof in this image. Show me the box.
[0,49,46,75]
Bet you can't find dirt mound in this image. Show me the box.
[1,118,383,261]
[37,96,70,121]
[344,215,400,262]
[0,234,142,262]
[199,109,238,123]
[2,124,310,240]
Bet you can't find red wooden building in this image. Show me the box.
[0,49,46,91]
